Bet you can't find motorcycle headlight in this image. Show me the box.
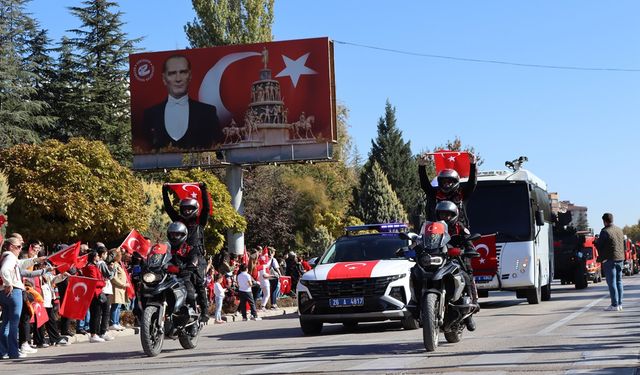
[143,272,159,283]
[419,253,431,267]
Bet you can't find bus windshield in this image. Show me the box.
[467,182,532,242]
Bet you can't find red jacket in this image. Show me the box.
[82,263,106,296]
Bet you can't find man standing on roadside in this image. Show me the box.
[595,213,625,311]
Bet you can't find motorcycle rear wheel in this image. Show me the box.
[179,323,202,349]
[141,305,164,357]
[421,293,439,352]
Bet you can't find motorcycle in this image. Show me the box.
[136,243,203,357]
[399,221,480,352]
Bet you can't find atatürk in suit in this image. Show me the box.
[143,97,222,151]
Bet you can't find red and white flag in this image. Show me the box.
[471,234,498,276]
[75,253,89,270]
[241,246,249,266]
[120,229,151,259]
[431,150,471,178]
[166,182,214,216]
[279,276,292,295]
[60,276,98,320]
[30,301,49,328]
[47,242,81,273]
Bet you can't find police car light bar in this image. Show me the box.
[345,223,408,234]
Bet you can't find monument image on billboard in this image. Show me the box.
[129,37,336,169]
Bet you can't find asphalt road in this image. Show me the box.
[5,275,640,375]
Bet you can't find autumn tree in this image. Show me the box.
[351,161,407,224]
[0,138,148,244]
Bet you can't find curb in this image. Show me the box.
[222,307,297,322]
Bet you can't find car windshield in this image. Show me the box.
[318,234,407,265]
[467,182,532,242]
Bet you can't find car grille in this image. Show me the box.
[306,275,400,298]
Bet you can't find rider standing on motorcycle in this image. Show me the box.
[434,200,479,331]
[163,182,210,322]
[419,153,477,228]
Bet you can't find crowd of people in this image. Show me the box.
[0,228,314,360]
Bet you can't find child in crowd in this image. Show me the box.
[213,273,226,324]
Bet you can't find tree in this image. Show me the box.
[0,138,149,244]
[140,180,171,243]
[67,0,140,164]
[351,161,407,224]
[165,169,246,255]
[0,0,52,148]
[367,100,421,226]
[185,0,274,48]
[623,220,640,243]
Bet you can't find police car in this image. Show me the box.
[297,223,418,335]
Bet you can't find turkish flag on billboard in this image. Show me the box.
[471,234,498,277]
[165,182,214,216]
[60,276,98,320]
[129,37,335,155]
[30,301,49,328]
[47,242,81,273]
[120,229,151,259]
[431,150,471,178]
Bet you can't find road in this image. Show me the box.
[6,275,640,375]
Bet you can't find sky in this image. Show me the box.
[27,1,640,229]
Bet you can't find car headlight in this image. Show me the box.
[143,272,159,283]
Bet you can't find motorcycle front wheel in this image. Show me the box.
[421,293,439,352]
[179,322,202,349]
[140,305,164,357]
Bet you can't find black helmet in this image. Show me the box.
[435,200,459,225]
[167,221,188,247]
[179,198,199,220]
[437,169,460,194]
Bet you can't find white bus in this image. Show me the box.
[466,157,554,304]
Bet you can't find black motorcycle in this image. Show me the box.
[136,243,203,357]
[399,221,479,352]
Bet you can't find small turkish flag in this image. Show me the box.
[120,229,151,259]
[279,276,292,295]
[30,301,49,328]
[241,246,249,266]
[166,182,214,216]
[123,262,136,300]
[47,242,81,273]
[60,276,98,320]
[431,150,471,178]
[471,234,498,276]
[75,254,89,270]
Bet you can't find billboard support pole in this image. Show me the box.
[226,164,245,256]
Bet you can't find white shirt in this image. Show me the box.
[214,282,225,298]
[0,252,31,290]
[164,95,189,141]
[237,271,253,293]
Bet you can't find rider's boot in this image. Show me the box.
[465,315,476,331]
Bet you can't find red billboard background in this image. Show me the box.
[129,37,336,157]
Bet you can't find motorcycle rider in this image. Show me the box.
[418,153,477,228]
[162,183,210,322]
[434,200,479,331]
[165,221,208,322]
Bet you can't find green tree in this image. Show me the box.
[185,0,274,47]
[367,100,421,226]
[67,0,140,164]
[0,0,52,148]
[351,161,407,224]
[0,171,11,240]
[141,180,171,243]
[165,169,246,254]
[0,138,148,244]
[623,220,640,243]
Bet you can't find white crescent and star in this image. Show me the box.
[276,53,317,88]
[475,244,490,264]
[128,237,141,251]
[72,282,88,302]
[181,184,200,199]
[343,262,367,270]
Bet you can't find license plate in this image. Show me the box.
[329,297,364,307]
[475,275,493,283]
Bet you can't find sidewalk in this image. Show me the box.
[66,306,297,344]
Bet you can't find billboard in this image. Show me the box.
[129,37,336,169]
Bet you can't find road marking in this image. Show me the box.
[536,294,607,336]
